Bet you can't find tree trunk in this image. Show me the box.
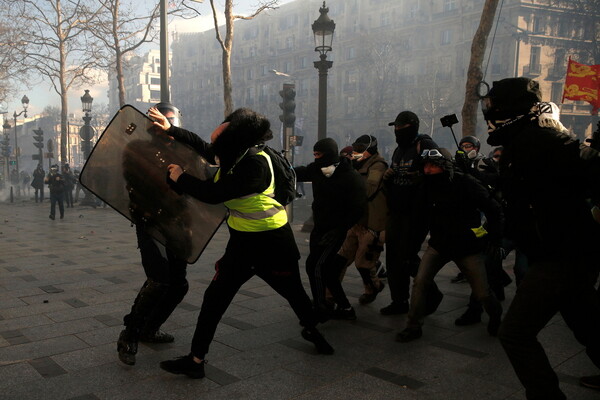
[116,47,126,107]
[461,0,499,137]
[222,0,234,117]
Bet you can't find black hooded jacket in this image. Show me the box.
[419,170,504,259]
[489,117,600,260]
[295,157,366,234]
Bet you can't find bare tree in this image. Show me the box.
[0,25,29,105]
[0,0,103,163]
[461,0,500,137]
[86,0,160,108]
[209,0,279,117]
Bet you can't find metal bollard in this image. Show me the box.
[10,186,14,203]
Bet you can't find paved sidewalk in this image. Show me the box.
[0,198,597,400]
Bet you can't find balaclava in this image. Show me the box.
[389,111,419,147]
[313,138,339,167]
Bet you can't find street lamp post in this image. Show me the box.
[2,120,11,184]
[79,90,96,206]
[312,1,335,141]
[12,95,29,177]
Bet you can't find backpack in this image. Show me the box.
[262,146,298,206]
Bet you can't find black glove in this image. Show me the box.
[455,150,469,172]
[166,171,184,195]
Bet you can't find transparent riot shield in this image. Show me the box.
[80,105,226,263]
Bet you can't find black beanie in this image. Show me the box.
[486,77,542,119]
[313,138,339,165]
[352,134,378,154]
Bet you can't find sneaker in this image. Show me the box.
[117,329,138,366]
[580,375,600,390]
[455,308,482,326]
[380,301,409,316]
[140,329,175,343]
[160,354,205,379]
[359,282,385,305]
[396,327,423,343]
[331,306,357,320]
[301,327,334,355]
[451,272,467,284]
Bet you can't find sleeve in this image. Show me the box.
[365,161,387,200]
[174,155,271,204]
[167,126,215,162]
[468,175,504,241]
[294,163,319,182]
[342,172,367,231]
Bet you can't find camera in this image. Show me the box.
[440,114,458,127]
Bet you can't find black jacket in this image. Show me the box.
[295,158,366,234]
[491,118,600,260]
[419,170,504,259]
[385,134,437,214]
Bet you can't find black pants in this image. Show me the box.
[385,213,429,304]
[49,191,64,218]
[498,255,600,400]
[123,226,188,335]
[34,188,44,202]
[64,187,74,207]
[306,229,351,309]
[190,224,316,358]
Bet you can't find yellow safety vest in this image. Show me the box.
[214,150,287,232]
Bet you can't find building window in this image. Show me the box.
[381,13,391,27]
[286,37,294,49]
[346,96,357,115]
[247,69,254,80]
[347,47,356,60]
[530,46,541,69]
[299,56,307,69]
[150,77,160,85]
[409,1,419,19]
[261,65,268,76]
[283,61,292,73]
[532,16,544,34]
[441,29,452,45]
[443,0,457,12]
[249,47,256,57]
[150,90,160,100]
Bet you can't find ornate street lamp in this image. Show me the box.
[79,89,96,206]
[2,119,11,184]
[12,95,29,177]
[312,1,335,141]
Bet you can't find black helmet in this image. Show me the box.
[482,77,542,120]
[155,102,183,128]
[459,135,480,150]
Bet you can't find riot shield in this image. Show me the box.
[80,105,226,263]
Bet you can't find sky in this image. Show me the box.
[1,0,294,121]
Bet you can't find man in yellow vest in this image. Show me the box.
[148,107,334,379]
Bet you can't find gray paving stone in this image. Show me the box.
[29,356,68,378]
[0,335,89,363]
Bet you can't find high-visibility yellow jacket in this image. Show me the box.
[215,151,287,232]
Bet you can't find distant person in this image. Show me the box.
[44,164,65,220]
[61,164,75,208]
[32,164,45,203]
[10,169,20,197]
[20,170,31,197]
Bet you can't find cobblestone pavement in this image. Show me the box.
[0,197,597,400]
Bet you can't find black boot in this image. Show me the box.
[117,329,138,365]
[455,307,482,326]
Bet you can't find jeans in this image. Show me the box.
[498,256,600,400]
[407,246,501,328]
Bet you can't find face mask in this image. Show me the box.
[466,149,478,159]
[321,165,336,178]
[394,125,419,146]
[352,153,363,161]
